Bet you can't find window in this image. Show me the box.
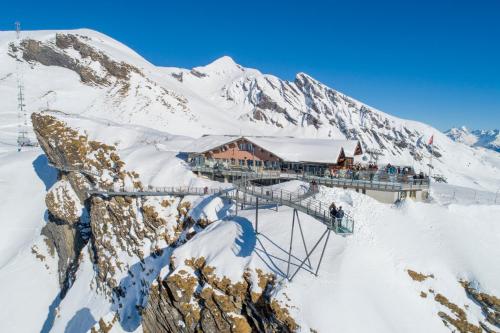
[239,159,244,166]
[239,142,254,152]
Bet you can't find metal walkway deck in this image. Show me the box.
[192,165,429,191]
[53,162,353,235]
[50,162,353,280]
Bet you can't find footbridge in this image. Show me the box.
[52,162,354,281]
[52,162,354,235]
[86,183,353,235]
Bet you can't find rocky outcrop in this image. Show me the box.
[11,33,190,115]
[142,257,297,333]
[17,34,142,87]
[41,218,85,295]
[462,281,500,330]
[45,178,83,224]
[407,269,499,333]
[88,195,185,293]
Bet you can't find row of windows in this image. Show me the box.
[216,158,280,167]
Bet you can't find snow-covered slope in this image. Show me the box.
[446,126,500,153]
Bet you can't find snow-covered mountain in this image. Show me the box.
[445,126,500,153]
[1,29,499,190]
[0,29,499,333]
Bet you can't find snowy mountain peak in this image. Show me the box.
[295,72,319,84]
[445,126,500,153]
[191,55,246,77]
[205,55,239,69]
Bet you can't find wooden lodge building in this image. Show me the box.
[185,135,363,175]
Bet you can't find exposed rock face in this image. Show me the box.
[207,69,440,162]
[142,257,297,333]
[10,33,190,117]
[18,34,142,86]
[88,194,184,293]
[45,178,83,224]
[407,269,500,333]
[462,281,500,330]
[41,219,85,295]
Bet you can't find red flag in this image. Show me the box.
[428,135,434,145]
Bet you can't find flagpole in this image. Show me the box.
[429,136,433,195]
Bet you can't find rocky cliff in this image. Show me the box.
[32,111,297,332]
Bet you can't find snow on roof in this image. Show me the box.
[185,135,361,164]
[183,135,241,153]
[247,136,346,163]
[334,140,361,157]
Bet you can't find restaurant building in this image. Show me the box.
[184,135,363,175]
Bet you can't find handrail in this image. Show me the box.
[48,162,100,176]
[50,163,354,235]
[191,165,429,191]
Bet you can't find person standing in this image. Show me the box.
[329,202,337,218]
[336,206,345,220]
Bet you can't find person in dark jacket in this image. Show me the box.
[336,206,345,220]
[329,202,337,218]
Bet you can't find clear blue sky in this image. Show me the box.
[2,0,499,130]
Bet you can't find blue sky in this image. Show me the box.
[1,0,499,130]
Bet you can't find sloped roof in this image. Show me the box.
[334,140,362,157]
[247,136,346,163]
[184,135,360,164]
[183,135,241,153]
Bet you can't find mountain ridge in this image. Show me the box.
[0,29,499,190]
[445,126,500,153]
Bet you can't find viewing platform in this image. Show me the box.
[191,165,430,203]
[183,135,430,203]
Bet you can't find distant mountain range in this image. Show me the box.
[445,127,500,153]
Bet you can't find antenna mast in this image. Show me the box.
[15,21,32,152]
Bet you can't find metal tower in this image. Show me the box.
[15,22,33,152]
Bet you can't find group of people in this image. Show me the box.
[352,163,378,172]
[329,202,344,220]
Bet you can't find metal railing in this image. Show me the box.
[232,181,354,234]
[51,163,354,235]
[192,165,429,191]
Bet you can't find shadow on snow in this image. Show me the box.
[32,154,58,191]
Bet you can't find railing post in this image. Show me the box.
[255,197,259,234]
[235,190,238,216]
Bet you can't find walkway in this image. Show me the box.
[51,162,354,235]
[192,166,429,191]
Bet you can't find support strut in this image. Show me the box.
[295,210,312,270]
[289,228,330,282]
